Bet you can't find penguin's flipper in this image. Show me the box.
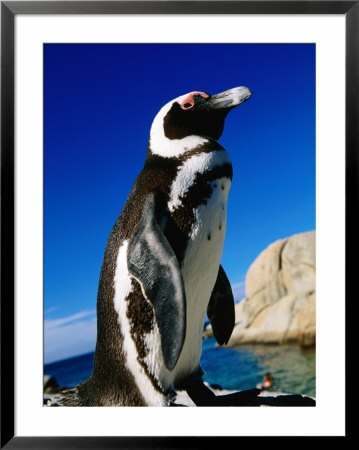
[127,192,186,371]
[207,265,235,345]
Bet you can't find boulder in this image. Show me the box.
[287,291,316,347]
[281,232,316,295]
[215,231,315,347]
[44,374,62,395]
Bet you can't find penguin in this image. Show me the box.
[51,86,262,407]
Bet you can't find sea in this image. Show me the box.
[44,337,316,398]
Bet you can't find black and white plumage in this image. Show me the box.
[51,86,260,407]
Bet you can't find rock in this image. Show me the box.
[44,374,62,395]
[224,231,316,346]
[203,322,214,338]
[234,294,300,344]
[43,376,315,408]
[173,385,315,407]
[281,232,316,295]
[288,291,316,347]
[244,238,288,324]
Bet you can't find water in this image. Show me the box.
[44,352,95,389]
[44,338,315,398]
[201,338,315,398]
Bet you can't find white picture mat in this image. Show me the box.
[14,14,345,436]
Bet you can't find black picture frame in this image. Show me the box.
[1,1,354,447]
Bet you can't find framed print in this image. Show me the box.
[1,0,355,446]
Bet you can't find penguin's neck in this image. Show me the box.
[149,128,213,159]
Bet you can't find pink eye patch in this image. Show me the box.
[181,92,210,110]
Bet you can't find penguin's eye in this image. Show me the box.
[180,92,209,110]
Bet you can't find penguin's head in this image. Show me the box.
[149,86,251,158]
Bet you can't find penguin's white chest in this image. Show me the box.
[173,176,231,382]
[182,177,230,291]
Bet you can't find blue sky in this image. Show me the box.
[44,44,315,364]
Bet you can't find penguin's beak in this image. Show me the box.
[204,86,252,110]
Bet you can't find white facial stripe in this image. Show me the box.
[113,241,168,406]
[149,93,210,158]
[168,150,232,212]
